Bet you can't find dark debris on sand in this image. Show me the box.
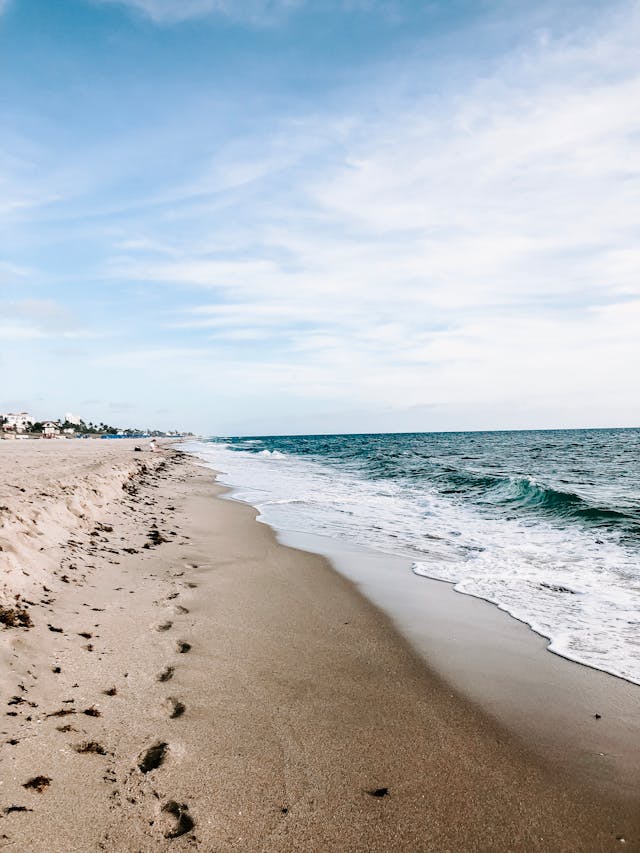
[74,741,107,755]
[0,603,32,629]
[367,787,389,798]
[144,529,170,548]
[22,776,51,793]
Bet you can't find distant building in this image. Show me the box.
[42,421,61,438]
[64,412,82,426]
[2,412,34,433]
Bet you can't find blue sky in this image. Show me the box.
[1,0,639,434]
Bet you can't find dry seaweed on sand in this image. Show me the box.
[22,776,51,793]
[74,741,107,755]
[0,603,32,629]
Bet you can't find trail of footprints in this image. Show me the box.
[132,568,197,840]
[58,570,198,843]
[3,454,200,843]
[48,571,196,841]
[6,555,199,841]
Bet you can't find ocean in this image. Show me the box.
[185,429,640,685]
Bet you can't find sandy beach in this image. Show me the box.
[1,440,638,852]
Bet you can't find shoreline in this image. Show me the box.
[184,435,640,690]
[1,441,638,851]
[194,464,640,803]
[277,529,640,799]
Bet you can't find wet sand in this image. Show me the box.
[279,530,640,801]
[0,441,638,852]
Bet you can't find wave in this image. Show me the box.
[411,561,640,686]
[261,498,308,506]
[429,468,631,529]
[217,434,638,539]
[486,475,628,524]
[185,437,640,685]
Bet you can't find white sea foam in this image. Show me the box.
[184,440,640,685]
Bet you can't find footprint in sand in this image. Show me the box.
[156,621,173,632]
[158,800,194,839]
[176,640,191,654]
[163,697,185,719]
[156,665,175,683]
[138,741,168,773]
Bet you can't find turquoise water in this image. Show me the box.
[187,429,640,684]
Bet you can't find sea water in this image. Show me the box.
[184,430,640,685]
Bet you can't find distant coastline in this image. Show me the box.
[0,409,193,440]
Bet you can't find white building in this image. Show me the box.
[2,412,34,432]
[42,421,61,438]
[64,412,82,426]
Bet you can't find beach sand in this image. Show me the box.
[0,440,638,852]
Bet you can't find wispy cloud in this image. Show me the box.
[91,0,397,25]
[4,0,640,431]
[0,135,66,223]
[0,299,96,341]
[97,1,640,428]
[93,0,303,24]
[0,323,47,341]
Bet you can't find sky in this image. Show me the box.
[1,0,639,435]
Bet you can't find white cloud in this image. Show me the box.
[5,1,640,431]
[0,299,97,341]
[104,3,640,428]
[0,135,66,224]
[0,261,30,285]
[0,323,46,341]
